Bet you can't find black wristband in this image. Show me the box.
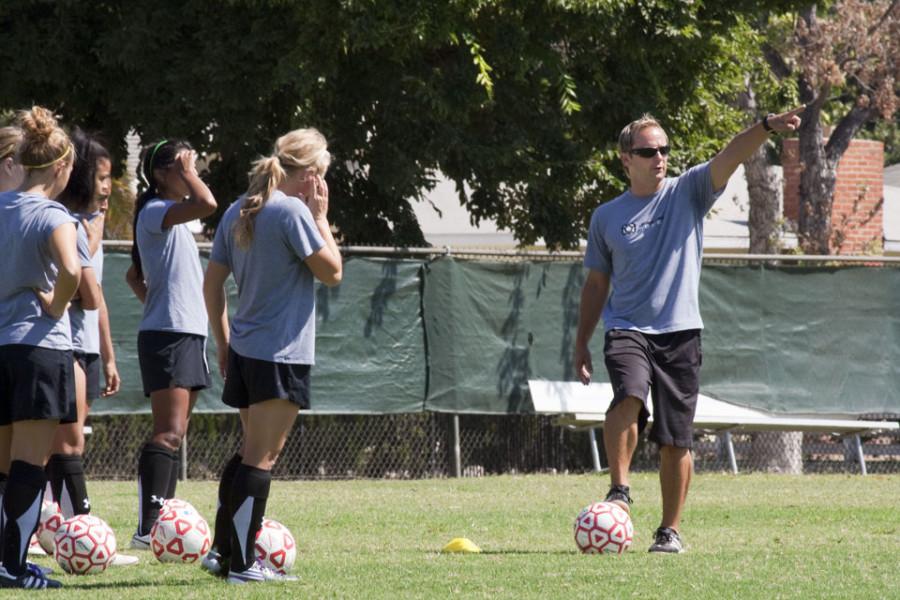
[762,113,775,133]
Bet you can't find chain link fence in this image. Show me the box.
[82,412,900,480]
[81,248,900,479]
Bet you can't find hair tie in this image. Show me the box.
[22,144,72,170]
[139,139,168,187]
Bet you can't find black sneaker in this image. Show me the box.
[648,527,684,554]
[0,565,63,589]
[604,484,633,514]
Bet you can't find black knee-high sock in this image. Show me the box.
[229,464,270,573]
[46,454,90,518]
[0,472,8,563]
[1,461,45,576]
[137,443,176,536]
[165,449,180,500]
[213,453,242,557]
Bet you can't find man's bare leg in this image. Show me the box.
[659,445,692,531]
[603,396,642,512]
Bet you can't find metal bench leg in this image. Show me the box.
[724,431,738,475]
[588,428,604,473]
[854,434,867,476]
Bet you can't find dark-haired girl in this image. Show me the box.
[203,128,341,583]
[0,106,80,590]
[48,129,137,565]
[126,140,216,547]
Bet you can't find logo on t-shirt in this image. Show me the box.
[621,217,663,237]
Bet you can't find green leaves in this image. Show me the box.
[0,0,813,249]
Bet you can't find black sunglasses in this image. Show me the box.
[629,145,670,158]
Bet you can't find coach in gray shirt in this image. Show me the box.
[574,106,803,553]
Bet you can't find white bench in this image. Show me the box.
[528,380,900,475]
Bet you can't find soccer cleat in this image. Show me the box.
[0,565,63,589]
[648,526,684,554]
[227,561,298,584]
[200,550,225,576]
[129,531,151,550]
[604,484,633,514]
[110,553,140,566]
[26,562,53,577]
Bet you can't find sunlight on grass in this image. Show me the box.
[28,473,900,599]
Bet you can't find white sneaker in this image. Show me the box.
[27,534,46,556]
[110,553,140,566]
[227,561,298,584]
[200,550,223,576]
[129,532,151,550]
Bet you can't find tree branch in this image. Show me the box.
[761,42,792,80]
[825,103,877,164]
[868,0,900,36]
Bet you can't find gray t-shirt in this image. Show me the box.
[584,162,722,334]
[210,190,326,364]
[0,191,78,350]
[69,214,102,354]
[136,198,207,337]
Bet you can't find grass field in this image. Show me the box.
[26,473,899,599]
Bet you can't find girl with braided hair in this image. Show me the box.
[0,106,81,589]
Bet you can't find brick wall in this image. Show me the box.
[782,138,884,254]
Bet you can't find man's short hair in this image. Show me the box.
[618,114,666,154]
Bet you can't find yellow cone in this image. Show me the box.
[442,537,481,553]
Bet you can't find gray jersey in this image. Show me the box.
[0,191,78,350]
[69,213,101,354]
[210,190,325,363]
[584,162,722,334]
[136,198,207,337]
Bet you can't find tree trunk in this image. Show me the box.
[740,78,804,473]
[745,144,782,254]
[797,107,837,254]
[750,431,805,473]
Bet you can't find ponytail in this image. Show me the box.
[234,128,330,249]
[235,156,286,249]
[131,138,191,278]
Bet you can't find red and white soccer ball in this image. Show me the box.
[150,502,211,563]
[37,500,64,554]
[255,519,297,575]
[53,514,117,574]
[161,497,197,513]
[573,501,634,554]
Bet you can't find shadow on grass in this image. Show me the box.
[453,550,576,556]
[65,579,202,591]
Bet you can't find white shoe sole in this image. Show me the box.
[110,553,140,566]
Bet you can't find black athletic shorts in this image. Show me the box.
[222,347,311,410]
[603,329,702,448]
[137,331,211,397]
[74,351,101,402]
[0,345,75,425]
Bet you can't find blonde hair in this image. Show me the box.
[618,113,666,155]
[0,125,23,161]
[235,128,331,248]
[15,106,73,170]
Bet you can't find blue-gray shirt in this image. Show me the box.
[584,162,722,334]
[69,213,101,354]
[0,191,78,350]
[136,198,207,337]
[210,190,325,364]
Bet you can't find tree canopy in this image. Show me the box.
[0,0,808,247]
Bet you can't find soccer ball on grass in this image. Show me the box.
[573,501,633,554]
[255,518,297,574]
[37,500,64,554]
[53,514,117,574]
[150,501,211,563]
